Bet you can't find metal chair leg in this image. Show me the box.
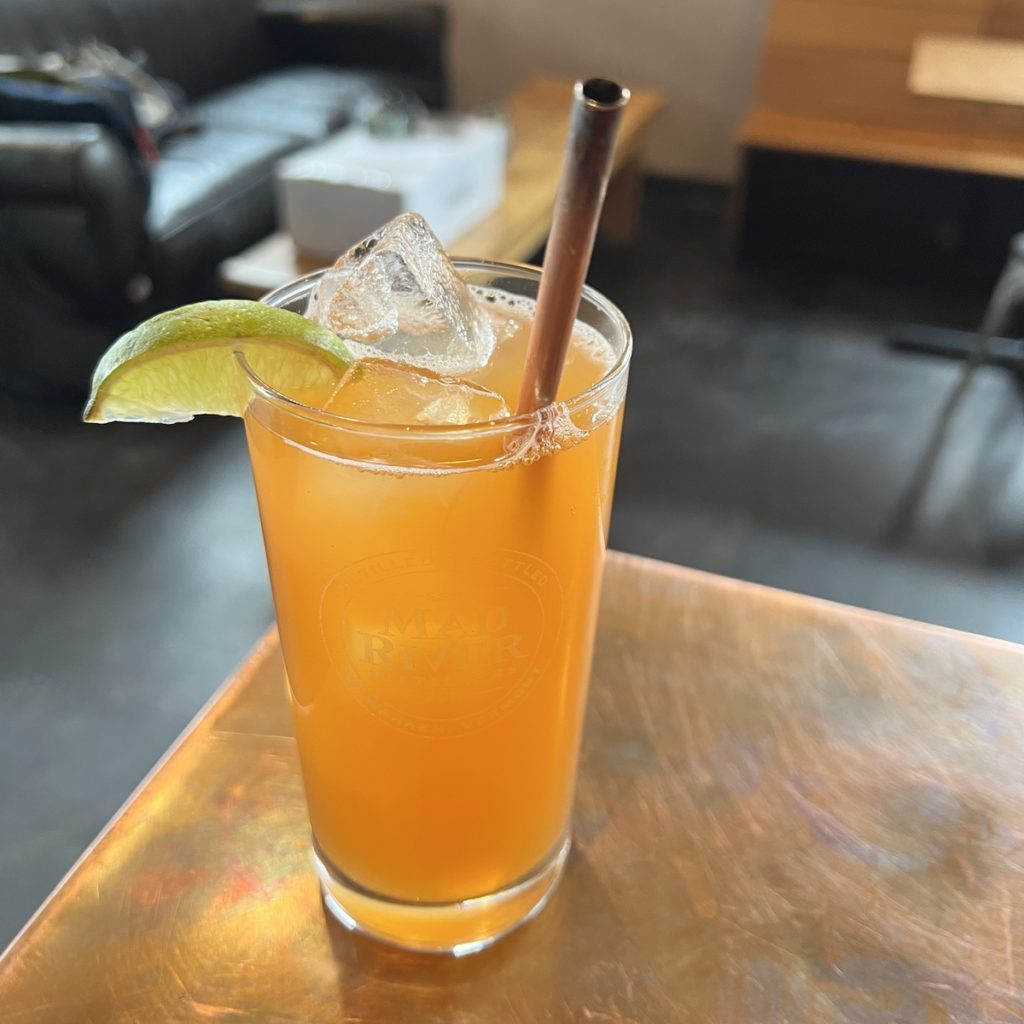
[889,232,1024,372]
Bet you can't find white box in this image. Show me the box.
[276,115,508,261]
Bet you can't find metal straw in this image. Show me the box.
[517,78,630,415]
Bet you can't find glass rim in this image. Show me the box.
[238,257,632,440]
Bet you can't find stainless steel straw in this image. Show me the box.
[517,78,630,415]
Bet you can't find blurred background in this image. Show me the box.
[3,0,1024,946]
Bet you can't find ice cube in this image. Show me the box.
[307,213,496,375]
[322,359,509,426]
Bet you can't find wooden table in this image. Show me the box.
[4,552,1024,1021]
[218,78,665,299]
[738,0,1024,180]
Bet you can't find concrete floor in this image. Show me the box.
[2,180,1022,947]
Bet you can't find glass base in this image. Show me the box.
[313,837,570,956]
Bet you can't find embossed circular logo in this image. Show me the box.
[319,550,562,735]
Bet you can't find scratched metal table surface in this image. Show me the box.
[3,551,1024,1022]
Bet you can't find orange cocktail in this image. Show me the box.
[242,261,631,953]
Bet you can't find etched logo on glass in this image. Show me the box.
[319,550,562,735]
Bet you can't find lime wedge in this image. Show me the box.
[83,300,353,423]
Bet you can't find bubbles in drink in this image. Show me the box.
[307,213,496,375]
[462,286,616,408]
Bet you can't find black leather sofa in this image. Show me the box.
[0,0,447,396]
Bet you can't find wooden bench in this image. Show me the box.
[736,0,1024,282]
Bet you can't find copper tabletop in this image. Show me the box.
[3,551,1024,1022]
